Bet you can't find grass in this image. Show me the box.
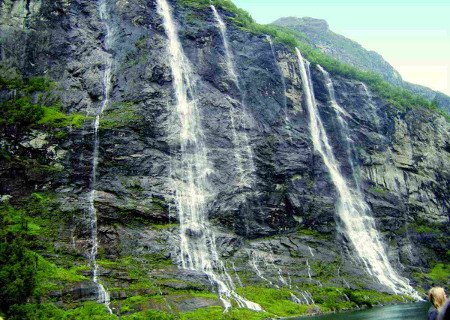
[236,286,309,317]
[310,260,340,282]
[38,105,87,128]
[0,196,89,316]
[297,228,330,240]
[122,309,176,320]
[368,186,389,195]
[33,255,88,296]
[96,254,173,294]
[99,101,142,129]
[179,306,268,320]
[427,263,450,284]
[8,302,116,320]
[343,289,409,307]
[177,0,449,120]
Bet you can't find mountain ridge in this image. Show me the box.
[272,16,450,114]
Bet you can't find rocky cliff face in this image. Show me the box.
[0,0,448,318]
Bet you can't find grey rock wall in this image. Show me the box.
[0,0,448,305]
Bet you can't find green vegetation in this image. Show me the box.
[178,0,449,120]
[297,228,331,240]
[237,286,309,317]
[0,65,88,129]
[95,254,173,296]
[0,196,89,317]
[179,306,267,320]
[33,255,87,297]
[0,234,38,315]
[122,309,176,320]
[412,225,438,234]
[310,260,340,282]
[99,101,142,129]
[422,263,450,284]
[344,289,409,307]
[8,302,116,320]
[368,186,389,195]
[235,285,409,316]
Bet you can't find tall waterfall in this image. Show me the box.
[295,48,419,299]
[266,35,289,126]
[156,0,262,311]
[317,65,361,191]
[211,5,256,188]
[86,0,113,313]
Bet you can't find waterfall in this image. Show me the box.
[266,35,289,128]
[361,82,381,129]
[210,5,256,188]
[295,48,420,299]
[86,0,113,313]
[156,0,261,311]
[230,262,244,287]
[307,246,314,257]
[249,250,275,287]
[290,293,303,304]
[305,259,312,281]
[317,65,361,191]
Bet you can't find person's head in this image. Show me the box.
[428,287,447,310]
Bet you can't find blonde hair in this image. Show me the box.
[428,287,446,310]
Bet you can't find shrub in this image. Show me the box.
[0,70,87,129]
[427,263,449,284]
[0,204,39,314]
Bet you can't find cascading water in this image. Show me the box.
[156,0,261,311]
[361,82,381,129]
[266,35,289,128]
[317,65,361,191]
[210,5,256,188]
[308,246,315,257]
[249,249,288,288]
[86,0,113,313]
[295,48,420,299]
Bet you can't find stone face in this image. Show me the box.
[0,0,449,309]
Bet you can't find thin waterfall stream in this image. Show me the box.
[156,0,262,311]
[210,5,256,188]
[266,35,290,129]
[317,65,361,191]
[295,48,420,299]
[86,0,113,313]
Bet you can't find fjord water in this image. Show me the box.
[295,48,419,299]
[156,0,261,311]
[292,302,430,320]
[86,0,113,312]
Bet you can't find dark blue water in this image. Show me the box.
[291,302,430,320]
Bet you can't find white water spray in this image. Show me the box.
[361,82,381,129]
[86,0,113,313]
[317,65,361,191]
[249,250,275,287]
[211,5,256,188]
[266,35,289,126]
[156,0,261,311]
[305,259,313,282]
[307,246,315,257]
[295,48,419,299]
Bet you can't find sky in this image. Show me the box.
[232,0,450,96]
